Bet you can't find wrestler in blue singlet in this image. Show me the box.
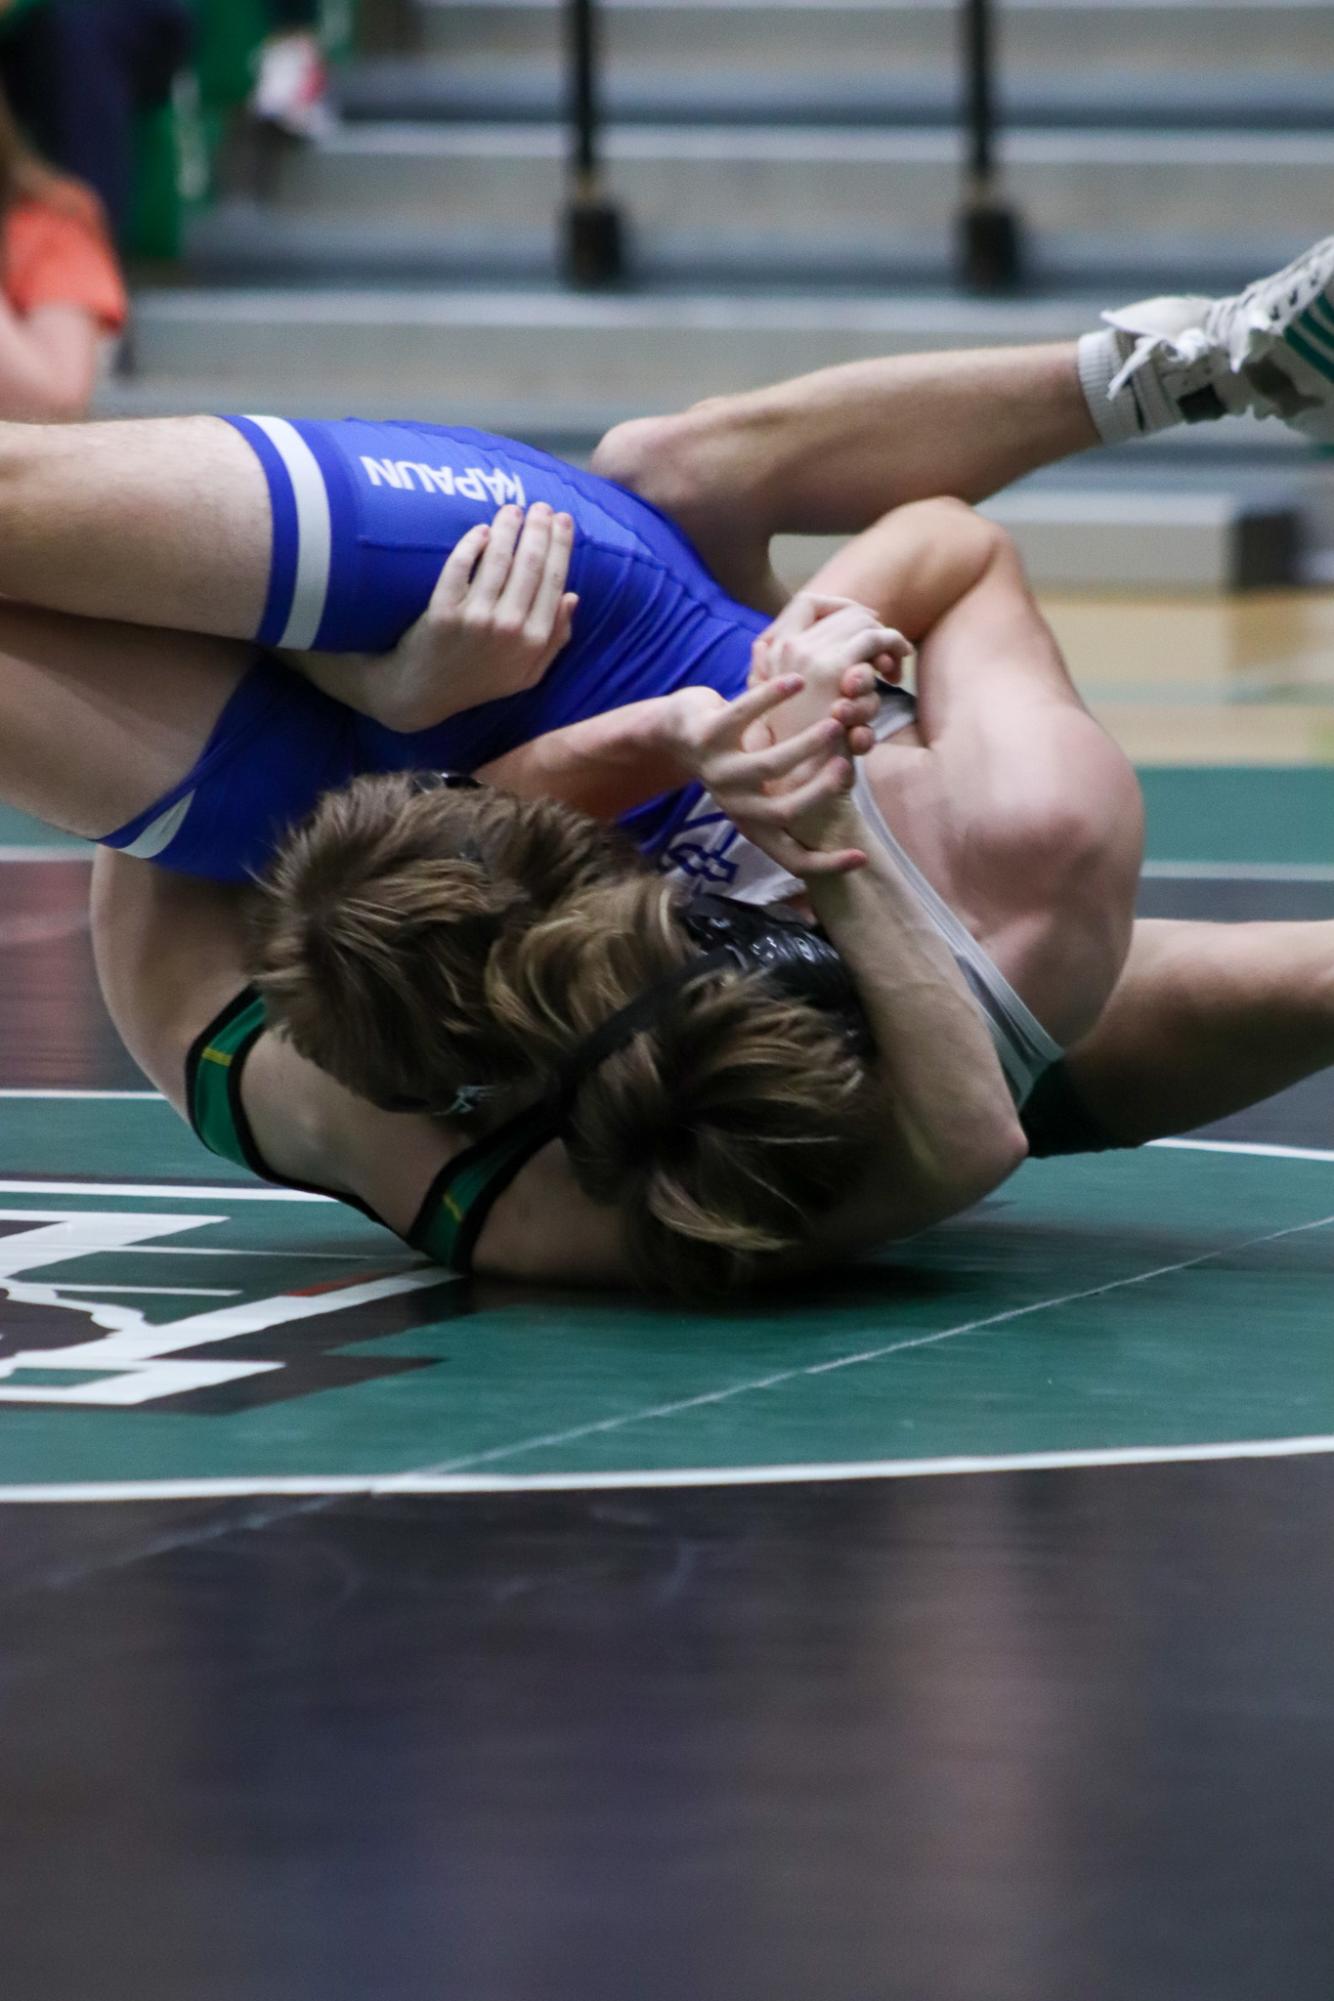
[102,415,1068,1123]
[102,417,766,885]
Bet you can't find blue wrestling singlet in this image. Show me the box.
[101,415,764,881]
[98,415,1070,1123]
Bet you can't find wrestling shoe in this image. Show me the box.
[1078,234,1334,445]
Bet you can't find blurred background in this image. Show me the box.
[4,0,1334,755]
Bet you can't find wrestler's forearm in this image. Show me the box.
[799,499,1003,644]
[479,698,690,819]
[804,797,1027,1230]
[278,645,439,729]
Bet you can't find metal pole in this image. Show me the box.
[562,0,626,286]
[957,0,1023,290]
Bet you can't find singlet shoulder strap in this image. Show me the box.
[186,987,270,1175]
[188,992,554,1273]
[408,1104,556,1275]
[185,987,381,1224]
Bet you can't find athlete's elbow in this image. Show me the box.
[892,1109,1024,1226]
[994,1112,1030,1184]
[910,495,1012,563]
[952,1111,1029,1208]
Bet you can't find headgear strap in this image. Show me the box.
[399,895,873,1130]
[548,894,875,1131]
[548,945,738,1129]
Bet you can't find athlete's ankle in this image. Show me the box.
[592,402,781,604]
[1076,327,1181,445]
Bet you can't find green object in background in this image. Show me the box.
[190,0,270,114]
[0,0,52,33]
[0,0,360,258]
[1139,766,1334,866]
[128,0,360,259]
[128,100,189,260]
[320,0,357,63]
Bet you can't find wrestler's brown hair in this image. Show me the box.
[487,872,875,1295]
[251,776,626,1113]
[251,776,875,1295]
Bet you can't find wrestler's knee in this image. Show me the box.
[592,403,782,607]
[590,410,712,517]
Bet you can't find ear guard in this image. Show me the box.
[680,893,875,1060]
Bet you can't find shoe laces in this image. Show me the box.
[1107,326,1214,401]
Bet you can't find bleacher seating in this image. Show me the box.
[99,0,1334,590]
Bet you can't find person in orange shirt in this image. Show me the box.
[0,81,127,419]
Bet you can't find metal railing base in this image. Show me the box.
[563,199,629,287]
[958,202,1024,293]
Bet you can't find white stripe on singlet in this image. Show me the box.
[242,415,334,651]
[118,789,197,861]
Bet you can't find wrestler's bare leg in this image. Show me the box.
[0,417,269,637]
[0,350,1092,639]
[0,354,1081,636]
[0,601,246,835]
[1057,918,1334,1144]
[599,234,1334,599]
[591,344,1095,604]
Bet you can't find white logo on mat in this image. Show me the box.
[0,1208,449,1408]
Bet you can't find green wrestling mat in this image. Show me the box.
[0,767,1331,1496]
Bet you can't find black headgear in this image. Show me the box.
[548,893,873,1127]
[681,894,873,1050]
[389,883,873,1126]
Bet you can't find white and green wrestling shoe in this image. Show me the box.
[1078,234,1334,445]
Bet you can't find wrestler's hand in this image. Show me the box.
[748,599,909,759]
[281,505,578,731]
[299,504,578,734]
[662,676,868,878]
[753,592,912,689]
[394,503,579,729]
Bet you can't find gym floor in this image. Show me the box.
[2,595,1333,2000]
